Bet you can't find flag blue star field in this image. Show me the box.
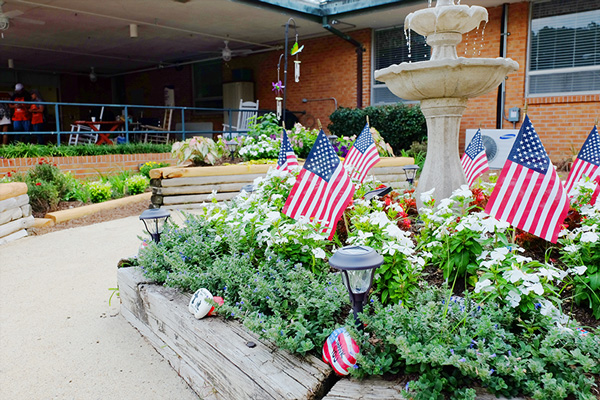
[461,128,489,187]
[485,115,569,243]
[276,129,299,172]
[564,125,599,197]
[343,123,380,183]
[283,129,355,239]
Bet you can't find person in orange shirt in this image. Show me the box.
[30,90,45,144]
[9,83,32,141]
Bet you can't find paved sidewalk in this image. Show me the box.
[0,215,199,400]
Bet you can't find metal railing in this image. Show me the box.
[0,100,283,145]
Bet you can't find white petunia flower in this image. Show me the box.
[312,247,326,259]
[506,290,522,307]
[580,231,599,243]
[568,265,587,275]
[420,188,435,204]
[504,267,526,283]
[474,278,493,293]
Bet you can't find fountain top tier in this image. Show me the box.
[375,0,518,101]
[405,0,488,61]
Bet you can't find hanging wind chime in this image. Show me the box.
[273,54,285,120]
[291,34,304,83]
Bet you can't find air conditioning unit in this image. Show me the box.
[465,129,519,170]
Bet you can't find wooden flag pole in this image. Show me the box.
[317,119,322,130]
[366,115,370,127]
[522,101,528,121]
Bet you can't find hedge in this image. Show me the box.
[328,104,427,155]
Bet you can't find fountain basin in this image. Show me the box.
[375,57,519,101]
[405,4,488,37]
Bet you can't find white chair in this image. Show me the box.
[142,109,173,144]
[223,99,259,138]
[68,124,98,145]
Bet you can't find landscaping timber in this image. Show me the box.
[118,267,335,400]
[150,157,415,208]
[0,183,33,245]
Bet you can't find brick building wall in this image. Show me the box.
[460,2,598,162]
[224,29,372,131]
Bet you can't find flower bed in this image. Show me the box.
[128,164,600,399]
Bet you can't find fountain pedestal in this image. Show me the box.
[418,98,468,205]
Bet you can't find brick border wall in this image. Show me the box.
[0,153,177,180]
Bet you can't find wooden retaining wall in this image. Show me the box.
[149,157,415,209]
[0,182,34,245]
[118,267,335,400]
[0,153,176,180]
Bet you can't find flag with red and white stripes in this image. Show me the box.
[564,125,599,198]
[276,128,299,172]
[484,115,569,243]
[282,129,355,240]
[343,123,380,183]
[322,327,359,376]
[461,128,489,187]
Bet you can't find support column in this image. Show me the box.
[416,97,468,209]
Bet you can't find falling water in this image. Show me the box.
[472,27,478,56]
[479,23,487,56]
[464,32,469,56]
[406,29,412,62]
[428,0,432,7]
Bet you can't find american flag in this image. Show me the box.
[276,129,299,172]
[461,128,489,187]
[563,125,599,197]
[343,123,380,183]
[282,129,355,240]
[484,115,569,243]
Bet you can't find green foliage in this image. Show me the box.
[126,174,149,195]
[62,172,90,202]
[24,162,69,212]
[246,113,282,139]
[558,180,600,318]
[139,161,170,179]
[137,214,347,355]
[86,181,112,203]
[171,137,225,165]
[328,104,427,155]
[0,142,171,158]
[352,286,599,400]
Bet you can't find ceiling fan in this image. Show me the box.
[0,1,45,30]
[193,40,253,61]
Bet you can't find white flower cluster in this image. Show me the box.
[238,134,280,160]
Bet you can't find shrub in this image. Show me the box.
[0,143,171,158]
[171,137,225,165]
[27,180,60,212]
[24,162,69,212]
[126,174,149,195]
[86,181,112,203]
[62,172,90,203]
[328,104,427,155]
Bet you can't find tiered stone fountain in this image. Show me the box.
[375,0,518,207]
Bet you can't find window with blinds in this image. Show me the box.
[528,0,600,96]
[372,26,430,105]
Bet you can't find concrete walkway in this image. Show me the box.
[0,215,199,400]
